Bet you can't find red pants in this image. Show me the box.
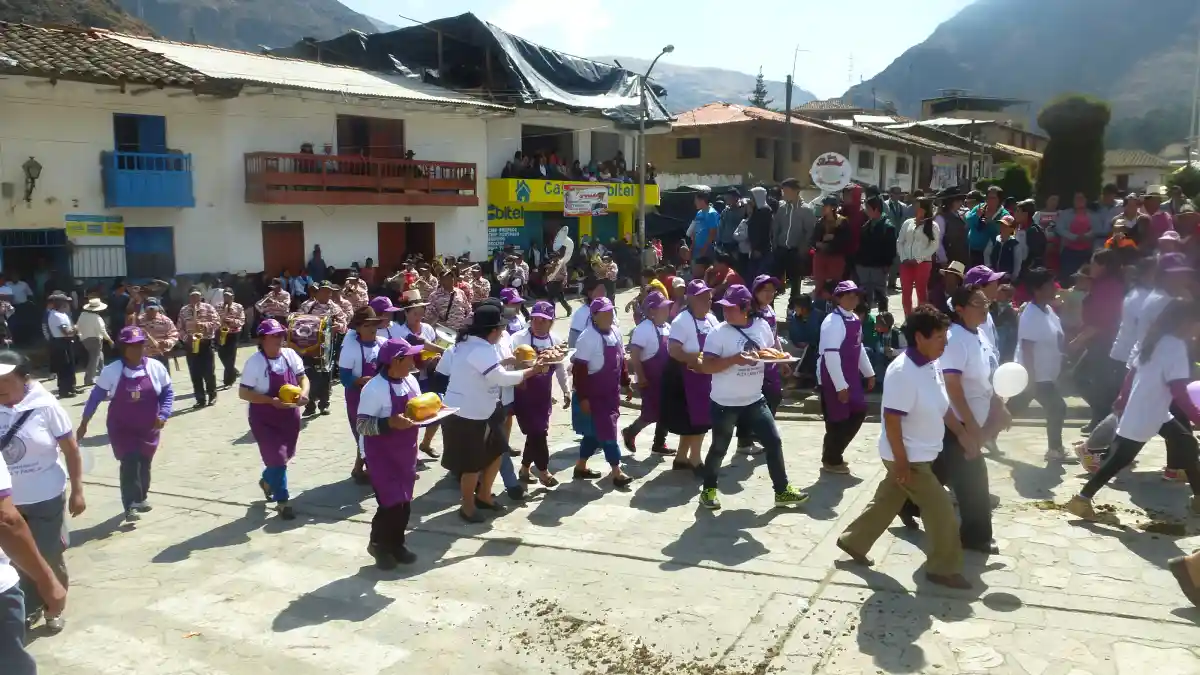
[899,261,932,315]
[811,253,845,293]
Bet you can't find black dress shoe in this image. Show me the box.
[458,508,486,523]
[964,541,1000,555]
[393,546,418,565]
[506,485,527,501]
[474,497,509,514]
[900,512,920,530]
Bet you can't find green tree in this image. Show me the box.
[1167,165,1200,200]
[748,67,773,109]
[997,163,1034,201]
[1035,94,1111,204]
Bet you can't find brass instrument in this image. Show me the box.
[191,332,203,354]
[219,326,230,346]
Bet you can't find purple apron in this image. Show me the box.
[513,334,555,435]
[345,339,379,438]
[506,315,524,334]
[819,310,867,422]
[107,360,160,459]
[573,330,624,442]
[248,356,301,467]
[362,377,420,507]
[760,307,782,397]
[639,323,670,422]
[682,312,713,427]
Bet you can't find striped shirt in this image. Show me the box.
[299,299,348,333]
[255,290,291,318]
[176,302,220,340]
[471,277,492,303]
[342,279,369,310]
[139,313,179,356]
[219,302,246,334]
[428,287,472,331]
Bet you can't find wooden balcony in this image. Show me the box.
[244,152,478,206]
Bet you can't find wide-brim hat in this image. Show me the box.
[396,289,428,309]
[83,298,107,311]
[943,261,966,278]
[350,306,384,328]
[935,185,968,202]
[469,304,506,330]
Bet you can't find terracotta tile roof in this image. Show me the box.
[1105,149,1171,169]
[672,102,839,131]
[796,99,860,111]
[994,143,1043,160]
[0,22,203,87]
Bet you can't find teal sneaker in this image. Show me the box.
[775,486,810,507]
[699,487,721,510]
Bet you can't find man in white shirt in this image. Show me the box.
[45,293,78,398]
[695,285,808,510]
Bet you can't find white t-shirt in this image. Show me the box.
[629,320,669,361]
[703,319,774,407]
[879,352,949,463]
[497,331,516,406]
[356,373,421,453]
[1016,303,1063,383]
[239,349,306,394]
[9,280,31,304]
[573,326,623,375]
[94,358,171,397]
[1116,335,1190,443]
[1,382,73,505]
[0,460,19,593]
[338,335,385,378]
[512,328,569,393]
[940,325,997,424]
[443,336,525,420]
[435,344,455,376]
[47,310,73,338]
[817,307,874,390]
[393,321,437,347]
[570,304,621,335]
[1126,290,1173,365]
[1109,287,1152,363]
[668,310,719,354]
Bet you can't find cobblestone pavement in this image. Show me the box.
[25,289,1200,674]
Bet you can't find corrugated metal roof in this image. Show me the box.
[854,114,897,124]
[671,102,840,131]
[1105,149,1171,168]
[111,34,510,111]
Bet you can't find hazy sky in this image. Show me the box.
[339,0,975,99]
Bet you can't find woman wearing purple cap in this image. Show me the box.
[513,301,571,486]
[337,307,385,484]
[571,296,633,486]
[622,291,674,455]
[817,280,876,474]
[354,338,426,569]
[78,326,174,523]
[568,277,619,348]
[735,275,786,455]
[393,290,445,459]
[500,288,527,335]
[662,279,720,470]
[238,318,310,520]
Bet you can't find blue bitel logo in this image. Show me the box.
[515,180,532,203]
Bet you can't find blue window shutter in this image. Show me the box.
[137,116,167,153]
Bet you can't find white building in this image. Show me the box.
[1104,150,1172,194]
[0,24,510,282]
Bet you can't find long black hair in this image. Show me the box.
[947,283,983,327]
[1138,299,1198,364]
[917,198,935,241]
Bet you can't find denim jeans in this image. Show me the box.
[580,437,621,466]
[703,398,789,493]
[498,453,519,490]
[262,466,289,502]
[0,584,36,675]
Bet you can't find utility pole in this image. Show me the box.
[637,45,674,247]
[784,75,794,176]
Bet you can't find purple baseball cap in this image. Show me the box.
[751,274,783,293]
[119,326,147,344]
[833,280,861,296]
[368,296,400,314]
[716,284,753,307]
[499,288,524,305]
[257,318,286,336]
[530,300,555,320]
[687,279,713,297]
[377,337,424,364]
[589,296,615,314]
[1159,252,1195,274]
[964,265,1007,286]
[643,291,672,310]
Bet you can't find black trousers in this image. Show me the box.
[185,339,217,404]
[820,391,865,466]
[603,279,617,300]
[217,334,240,386]
[1077,352,1123,428]
[119,454,152,510]
[1082,420,1200,499]
[625,416,669,451]
[1007,381,1066,450]
[772,247,809,300]
[49,337,76,396]
[302,357,331,412]
[370,500,412,552]
[546,281,572,315]
[522,432,550,471]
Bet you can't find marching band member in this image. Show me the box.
[392,290,444,458]
[138,297,178,370]
[818,281,876,475]
[331,286,355,323]
[500,288,527,334]
[176,288,220,409]
[299,281,349,334]
[77,326,174,523]
[471,267,493,303]
[255,280,292,321]
[355,338,427,569]
[296,281,347,416]
[339,307,385,484]
[621,291,673,455]
[571,297,633,487]
[513,301,571,486]
[662,280,720,471]
[217,288,246,388]
[342,275,369,311]
[239,319,310,521]
[428,269,472,333]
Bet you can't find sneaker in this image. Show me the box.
[698,488,721,510]
[1164,468,1188,483]
[367,543,398,571]
[124,509,141,523]
[44,615,65,634]
[774,486,810,507]
[131,501,153,513]
[25,608,43,630]
[1044,447,1075,464]
[736,443,764,456]
[1065,495,1097,520]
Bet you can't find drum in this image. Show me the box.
[286,314,332,370]
[432,324,456,349]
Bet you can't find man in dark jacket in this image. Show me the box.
[717,187,744,255]
[746,186,774,279]
[855,195,896,308]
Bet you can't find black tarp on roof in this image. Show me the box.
[267,13,671,128]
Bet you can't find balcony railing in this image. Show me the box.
[244,152,478,206]
[102,151,195,208]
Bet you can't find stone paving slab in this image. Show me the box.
[22,287,1200,674]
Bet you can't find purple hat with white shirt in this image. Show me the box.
[257,318,286,336]
[642,291,672,310]
[119,326,147,344]
[369,296,400,314]
[964,265,1007,286]
[377,337,424,364]
[530,300,556,320]
[1159,252,1195,274]
[686,279,713,297]
[716,284,753,308]
[833,280,861,296]
[589,296,615,314]
[499,287,524,305]
[751,274,783,293]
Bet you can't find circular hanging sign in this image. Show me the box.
[810,152,853,193]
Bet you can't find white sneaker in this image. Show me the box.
[736,444,764,456]
[124,509,141,522]
[1045,447,1076,464]
[132,501,153,513]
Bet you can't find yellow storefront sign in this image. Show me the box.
[487,179,659,209]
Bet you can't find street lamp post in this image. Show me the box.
[638,44,673,247]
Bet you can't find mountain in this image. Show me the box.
[0,0,151,33]
[843,0,1200,126]
[597,56,816,114]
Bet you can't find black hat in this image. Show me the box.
[317,280,339,291]
[469,304,505,330]
[935,185,967,202]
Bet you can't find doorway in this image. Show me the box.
[377,222,435,273]
[261,221,305,277]
[1,229,70,294]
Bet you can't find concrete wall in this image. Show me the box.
[847,144,917,193]
[0,77,494,274]
[1103,167,1167,193]
[485,110,638,178]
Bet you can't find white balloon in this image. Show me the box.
[992,362,1029,398]
[79,446,96,474]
